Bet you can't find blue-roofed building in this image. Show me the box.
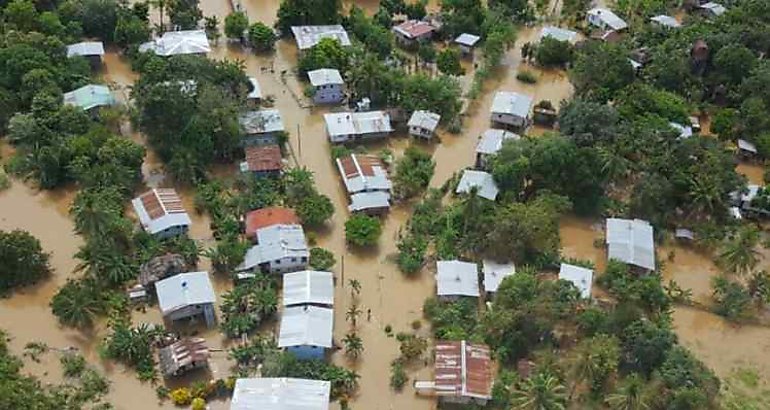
[63,84,116,113]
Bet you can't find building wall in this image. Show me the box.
[491,112,526,128]
[165,303,216,327]
[314,84,344,104]
[329,132,389,143]
[154,224,189,240]
[287,344,326,360]
[266,257,308,274]
[409,126,434,139]
[243,133,279,147]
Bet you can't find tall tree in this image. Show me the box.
[511,371,567,410]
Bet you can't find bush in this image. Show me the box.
[60,353,86,377]
[224,11,248,40]
[390,359,408,390]
[534,37,574,67]
[248,22,276,52]
[392,147,435,200]
[397,234,427,274]
[191,398,206,410]
[309,247,336,271]
[170,387,193,405]
[516,70,537,83]
[0,229,51,294]
[345,215,382,246]
[0,170,9,191]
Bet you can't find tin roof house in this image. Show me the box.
[414,340,493,405]
[278,305,334,360]
[324,111,393,143]
[605,218,655,272]
[539,26,579,44]
[475,129,520,169]
[64,84,116,113]
[587,8,628,32]
[230,378,331,410]
[454,33,480,55]
[490,91,533,130]
[408,110,441,139]
[336,154,392,215]
[282,270,334,308]
[393,20,436,46]
[155,271,217,327]
[238,224,309,274]
[239,109,285,146]
[158,337,210,377]
[131,189,192,239]
[66,41,105,67]
[240,144,283,177]
[558,263,594,298]
[482,260,515,294]
[436,260,480,299]
[456,170,499,201]
[307,69,345,105]
[291,25,351,50]
[139,30,211,56]
[650,15,681,28]
[244,207,300,241]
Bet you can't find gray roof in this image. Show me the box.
[324,111,393,137]
[139,30,210,56]
[539,26,578,43]
[587,8,628,31]
[247,77,262,100]
[291,25,351,50]
[738,139,757,154]
[66,41,105,57]
[491,91,533,119]
[699,2,726,16]
[282,270,334,307]
[237,224,309,271]
[239,109,285,135]
[231,378,331,410]
[63,84,116,111]
[476,129,520,155]
[456,170,499,201]
[155,272,216,315]
[349,191,391,212]
[558,263,593,298]
[408,110,440,132]
[650,15,681,28]
[336,154,392,194]
[605,218,655,271]
[307,69,343,86]
[278,305,334,348]
[482,260,515,293]
[436,260,480,297]
[454,33,480,47]
[131,188,192,235]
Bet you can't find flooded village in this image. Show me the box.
[1,0,770,409]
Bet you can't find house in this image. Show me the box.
[436,260,480,299]
[240,144,283,177]
[239,109,285,146]
[393,20,436,46]
[731,184,761,209]
[66,41,105,67]
[155,271,217,327]
[675,228,695,242]
[456,170,499,201]
[454,33,480,55]
[336,154,392,214]
[475,129,520,169]
[139,30,211,56]
[737,139,758,160]
[539,26,579,44]
[669,122,693,139]
[158,338,210,377]
[238,224,309,274]
[282,270,334,308]
[291,25,351,51]
[698,2,726,18]
[414,340,493,405]
[482,260,515,294]
[244,207,300,241]
[307,69,345,104]
[650,15,681,28]
[490,91,533,129]
[131,188,192,239]
[138,253,187,287]
[246,77,262,106]
[230,378,331,410]
[324,111,393,143]
[278,305,334,360]
[605,218,656,272]
[558,263,594,299]
[408,110,441,139]
[587,8,628,32]
[63,84,116,113]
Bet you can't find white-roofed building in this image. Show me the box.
[455,33,480,55]
[482,260,515,294]
[336,154,391,214]
[738,139,758,159]
[239,109,285,146]
[63,84,116,113]
[307,69,345,104]
[291,25,351,50]
[456,170,499,201]
[349,191,391,214]
[278,305,334,360]
[282,270,334,308]
[436,260,480,298]
[698,2,726,18]
[139,30,211,56]
[66,41,104,67]
[491,91,533,129]
[131,188,192,238]
[669,122,693,139]
[408,110,440,139]
[237,224,309,274]
[246,77,262,103]
[650,15,681,28]
[587,8,628,31]
[231,378,331,410]
[475,129,520,169]
[558,263,594,298]
[731,184,761,211]
[539,26,579,44]
[324,111,393,143]
[605,218,655,272]
[155,271,216,327]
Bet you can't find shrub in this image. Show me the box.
[516,70,537,83]
[309,247,336,271]
[345,215,382,246]
[0,229,51,294]
[224,11,248,40]
[191,397,206,410]
[60,353,86,377]
[534,37,574,67]
[247,22,276,52]
[0,170,9,191]
[170,387,192,405]
[390,359,408,390]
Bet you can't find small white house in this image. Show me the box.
[155,272,217,327]
[237,224,309,274]
[139,30,211,56]
[587,8,628,32]
[239,109,285,146]
[246,77,262,105]
[307,69,344,104]
[650,15,681,29]
[475,129,520,169]
[539,26,579,44]
[337,154,392,214]
[482,260,515,294]
[454,33,480,55]
[408,110,440,139]
[231,378,331,410]
[131,188,192,239]
[490,91,533,129]
[606,218,655,272]
[278,305,334,360]
[282,270,334,308]
[698,2,726,18]
[324,111,393,143]
[456,170,499,201]
[291,25,351,50]
[558,263,594,299]
[436,260,480,299]
[66,41,104,67]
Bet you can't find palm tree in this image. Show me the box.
[688,175,722,217]
[605,374,649,410]
[348,279,361,298]
[75,243,136,286]
[511,372,567,410]
[718,225,761,275]
[70,188,124,238]
[50,280,105,329]
[568,343,595,400]
[150,0,175,32]
[342,332,364,358]
[346,304,362,327]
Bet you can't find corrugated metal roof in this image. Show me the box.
[158,337,209,377]
[139,30,210,56]
[476,129,520,155]
[407,110,440,132]
[482,260,515,293]
[237,225,309,271]
[324,111,393,138]
[239,109,285,134]
[66,41,105,57]
[231,378,331,410]
[436,260,480,297]
[291,25,351,50]
[433,340,492,400]
[155,272,216,315]
[699,2,726,15]
[456,170,499,201]
[245,207,299,239]
[243,144,282,173]
[63,84,115,111]
[307,69,343,86]
[454,33,480,47]
[491,91,533,119]
[336,154,391,194]
[539,26,579,43]
[349,191,391,212]
[278,305,333,348]
[606,218,655,271]
[131,189,191,235]
[393,20,436,39]
[588,8,628,31]
[558,263,593,298]
[738,139,757,154]
[282,270,334,307]
[650,15,681,28]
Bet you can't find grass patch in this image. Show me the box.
[516,70,538,84]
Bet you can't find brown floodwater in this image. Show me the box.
[737,163,765,185]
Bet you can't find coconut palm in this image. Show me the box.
[149,0,175,32]
[50,280,105,328]
[348,279,361,298]
[511,372,567,410]
[605,374,649,410]
[346,304,362,327]
[75,243,136,286]
[342,332,364,358]
[718,225,761,275]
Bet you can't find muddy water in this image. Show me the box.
[737,163,765,185]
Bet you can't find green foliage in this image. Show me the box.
[347,6,393,57]
[396,332,428,362]
[60,353,87,378]
[344,215,382,246]
[261,354,359,399]
[558,99,619,146]
[516,70,537,84]
[659,346,720,405]
[570,42,634,103]
[248,22,277,52]
[275,0,341,35]
[298,38,350,75]
[615,83,689,123]
[598,261,671,315]
[100,320,164,381]
[392,147,435,200]
[534,37,574,67]
[511,371,567,410]
[0,229,51,294]
[50,279,106,328]
[396,234,427,274]
[342,332,364,358]
[436,48,464,76]
[224,11,248,40]
[713,45,757,85]
[717,225,761,276]
[389,359,408,390]
[571,334,620,396]
[220,277,278,338]
[424,297,479,340]
[284,168,334,226]
[309,247,336,271]
[711,275,752,321]
[619,319,676,376]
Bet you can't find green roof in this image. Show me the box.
[63,85,115,110]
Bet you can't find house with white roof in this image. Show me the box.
[237,224,309,274]
[731,184,761,212]
[605,218,655,272]
[738,139,758,160]
[454,33,480,55]
[558,263,594,298]
[482,260,515,294]
[155,271,216,327]
[246,77,262,106]
[139,30,211,56]
[282,270,334,308]
[278,305,334,360]
[231,378,331,410]
[393,20,436,47]
[490,91,533,129]
[239,109,285,146]
[650,15,681,28]
[587,8,628,32]
[66,41,104,67]
[324,111,393,143]
[291,25,351,50]
[475,129,520,169]
[63,84,116,113]
[456,170,499,201]
[131,188,192,239]
[307,69,345,104]
[408,110,440,139]
[436,260,480,299]
[539,26,579,44]
[336,154,392,214]
[698,2,726,18]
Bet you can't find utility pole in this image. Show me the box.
[296,123,302,158]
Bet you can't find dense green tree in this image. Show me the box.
[347,6,393,57]
[397,234,427,274]
[605,374,649,410]
[224,11,248,40]
[436,48,464,76]
[615,83,689,123]
[619,319,676,376]
[717,225,761,276]
[534,37,574,67]
[297,37,350,75]
[713,45,756,85]
[511,371,567,410]
[248,22,277,52]
[4,0,39,32]
[114,10,151,47]
[220,277,278,338]
[659,346,720,406]
[275,0,341,35]
[711,276,752,320]
[570,42,634,103]
[50,280,105,328]
[168,0,202,29]
[61,0,119,41]
[0,230,51,293]
[403,0,426,20]
[345,215,382,246]
[309,247,336,271]
[569,335,620,398]
[392,147,435,199]
[488,0,529,20]
[342,332,364,358]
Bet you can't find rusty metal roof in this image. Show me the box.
[139,188,185,220]
[434,340,492,400]
[158,337,209,377]
[244,144,282,173]
[245,207,300,238]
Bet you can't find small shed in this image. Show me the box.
[139,30,211,56]
[278,305,334,360]
[737,139,758,160]
[307,69,345,104]
[66,41,105,67]
[158,337,210,377]
[138,253,187,287]
[414,340,493,405]
[558,263,594,299]
[698,2,726,18]
[63,84,116,113]
[650,15,681,28]
[240,144,283,177]
[408,110,441,139]
[475,129,520,169]
[282,270,334,308]
[675,228,695,242]
[454,33,480,55]
[231,378,331,410]
[456,170,499,201]
[155,271,217,327]
[436,260,480,298]
[246,77,262,105]
[605,218,655,272]
[491,91,533,129]
[393,20,436,46]
[539,26,579,44]
[482,260,515,294]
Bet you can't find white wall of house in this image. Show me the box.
[314,83,344,104]
[266,256,308,274]
[409,126,434,139]
[491,112,527,128]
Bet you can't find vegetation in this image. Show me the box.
[224,11,248,40]
[516,70,538,84]
[345,215,382,247]
[392,147,435,200]
[275,0,341,35]
[248,22,277,52]
[0,229,51,294]
[309,247,336,271]
[436,48,464,76]
[534,37,574,67]
[100,319,164,381]
[220,276,278,338]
